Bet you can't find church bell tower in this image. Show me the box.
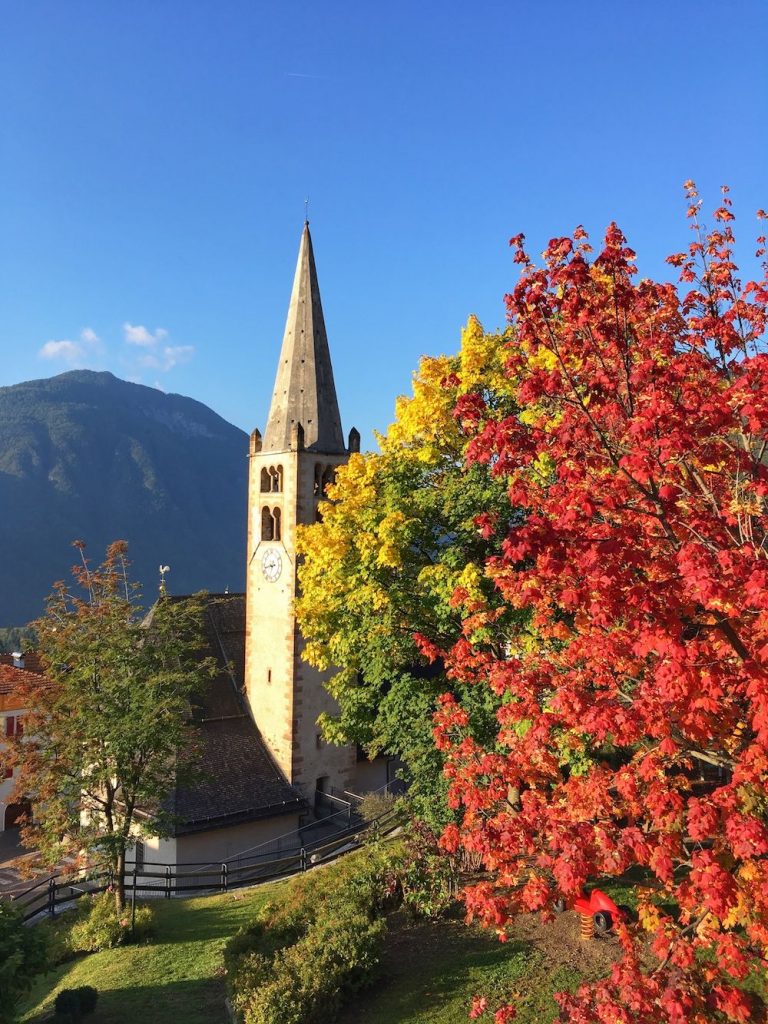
[244,222,358,800]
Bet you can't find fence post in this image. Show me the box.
[130,868,138,937]
[165,865,172,899]
[221,862,228,892]
[47,876,56,917]
[300,847,307,872]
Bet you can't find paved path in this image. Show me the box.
[0,828,52,896]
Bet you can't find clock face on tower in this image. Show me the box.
[261,548,282,582]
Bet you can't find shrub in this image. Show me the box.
[358,790,397,824]
[227,845,402,1024]
[54,985,98,1021]
[399,821,458,919]
[54,989,80,1021]
[242,913,385,1024]
[76,985,98,1014]
[68,891,154,953]
[0,900,49,1024]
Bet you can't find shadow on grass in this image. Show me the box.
[337,918,533,1024]
[23,977,227,1024]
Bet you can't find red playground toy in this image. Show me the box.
[554,888,629,940]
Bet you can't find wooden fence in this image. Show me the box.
[8,808,400,923]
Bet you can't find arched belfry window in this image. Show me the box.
[313,463,323,496]
[261,466,284,493]
[261,506,274,541]
[321,466,336,494]
[261,507,281,542]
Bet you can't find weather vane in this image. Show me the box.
[159,564,170,597]
[305,197,309,224]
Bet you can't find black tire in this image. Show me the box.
[593,910,613,932]
[553,898,566,913]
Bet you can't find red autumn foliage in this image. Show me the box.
[431,184,768,1022]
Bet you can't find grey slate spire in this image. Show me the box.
[263,222,346,454]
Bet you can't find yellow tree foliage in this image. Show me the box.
[295,318,518,826]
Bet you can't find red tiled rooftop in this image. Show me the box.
[0,652,45,674]
[0,663,48,696]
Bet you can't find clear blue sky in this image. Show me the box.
[1,1,766,448]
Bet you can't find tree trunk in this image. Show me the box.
[114,848,126,911]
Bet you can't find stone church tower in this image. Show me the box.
[244,222,358,802]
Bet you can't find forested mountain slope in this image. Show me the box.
[0,370,248,625]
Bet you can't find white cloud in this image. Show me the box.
[80,327,99,345]
[39,339,84,362]
[138,344,194,372]
[123,323,169,347]
[162,344,193,369]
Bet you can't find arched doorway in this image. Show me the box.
[4,801,31,830]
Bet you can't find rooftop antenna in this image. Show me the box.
[159,564,170,597]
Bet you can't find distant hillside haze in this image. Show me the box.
[0,370,249,626]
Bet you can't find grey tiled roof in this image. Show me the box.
[168,593,303,834]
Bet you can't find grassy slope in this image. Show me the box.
[337,915,586,1024]
[20,885,281,1024]
[20,868,618,1024]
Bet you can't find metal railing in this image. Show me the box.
[7,805,401,923]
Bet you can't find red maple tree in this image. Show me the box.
[427,185,768,1022]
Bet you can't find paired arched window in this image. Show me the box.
[261,506,282,541]
[313,463,337,497]
[260,465,283,493]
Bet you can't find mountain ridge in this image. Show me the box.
[0,370,249,626]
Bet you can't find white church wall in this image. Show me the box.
[175,813,301,866]
[352,756,392,797]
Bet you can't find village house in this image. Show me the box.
[0,653,44,833]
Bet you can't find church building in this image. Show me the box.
[139,222,390,868]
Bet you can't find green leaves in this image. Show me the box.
[13,543,214,905]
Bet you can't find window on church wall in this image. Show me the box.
[321,465,336,495]
[273,507,282,542]
[260,468,271,492]
[261,506,274,541]
[273,466,283,492]
[313,463,323,496]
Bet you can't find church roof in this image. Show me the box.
[262,223,346,454]
[168,594,304,834]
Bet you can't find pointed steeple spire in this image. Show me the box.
[263,223,346,454]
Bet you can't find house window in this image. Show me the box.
[3,767,12,780]
[5,716,16,738]
[135,841,145,871]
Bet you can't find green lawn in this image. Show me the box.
[19,871,615,1024]
[336,914,587,1024]
[19,885,282,1024]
